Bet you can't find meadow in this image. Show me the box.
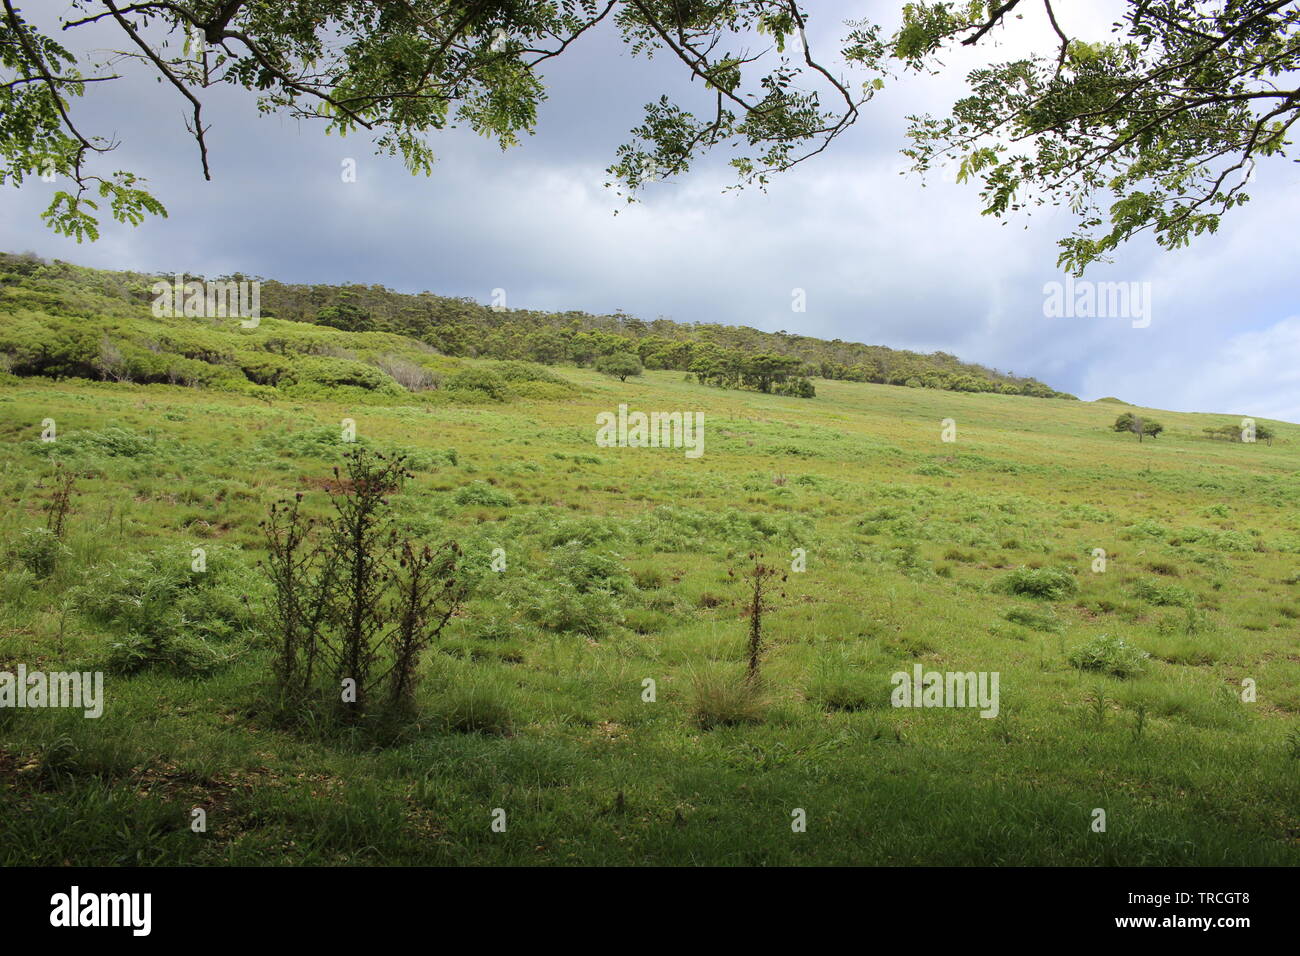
[2,361,1298,865]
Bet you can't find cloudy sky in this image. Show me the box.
[5,2,1299,421]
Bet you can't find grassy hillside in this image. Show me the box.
[0,252,1074,399]
[0,254,574,405]
[1,353,1297,865]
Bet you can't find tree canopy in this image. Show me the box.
[3,1,1296,270]
[594,351,644,381]
[1114,411,1163,440]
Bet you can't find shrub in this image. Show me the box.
[458,607,528,642]
[691,669,766,729]
[631,566,664,589]
[260,494,335,696]
[1068,634,1150,678]
[12,527,67,577]
[107,632,225,676]
[530,514,623,548]
[1004,605,1062,632]
[445,367,511,401]
[44,465,76,538]
[1132,579,1195,607]
[396,446,458,472]
[547,541,632,594]
[1178,526,1253,552]
[453,481,516,508]
[374,353,438,391]
[773,376,816,398]
[490,361,566,384]
[386,539,466,710]
[522,580,623,636]
[1124,519,1168,540]
[1000,566,1077,600]
[261,449,469,717]
[77,545,259,672]
[259,426,359,461]
[290,356,403,394]
[31,426,155,459]
[915,463,953,477]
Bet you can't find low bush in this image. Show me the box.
[445,368,511,401]
[691,669,766,729]
[453,481,516,508]
[1132,579,1196,607]
[30,426,156,459]
[76,544,259,673]
[1068,634,1150,678]
[1000,566,1077,600]
[11,527,68,577]
[1004,605,1062,632]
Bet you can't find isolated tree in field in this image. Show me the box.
[4,2,1297,271]
[595,352,643,382]
[1114,411,1162,442]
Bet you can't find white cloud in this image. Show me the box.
[1092,315,1300,423]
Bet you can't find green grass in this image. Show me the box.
[1,364,1298,865]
